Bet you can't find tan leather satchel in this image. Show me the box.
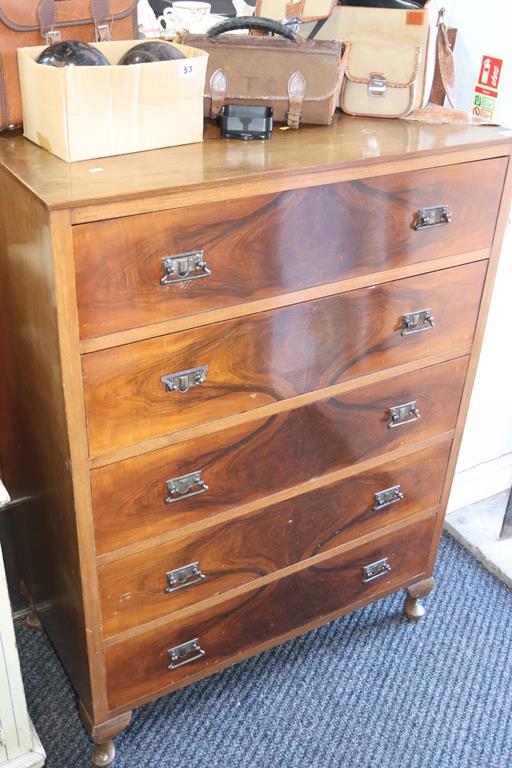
[254,0,337,22]
[0,0,138,131]
[180,16,345,129]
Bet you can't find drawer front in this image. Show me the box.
[84,261,484,456]
[105,515,436,709]
[92,355,468,554]
[74,158,505,339]
[99,442,450,637]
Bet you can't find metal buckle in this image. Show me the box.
[45,30,62,45]
[368,74,387,97]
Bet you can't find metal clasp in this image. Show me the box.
[401,308,435,336]
[165,470,208,504]
[167,638,205,670]
[414,205,452,230]
[388,400,421,429]
[372,485,404,512]
[362,557,391,583]
[368,74,387,97]
[161,250,211,286]
[165,562,205,593]
[45,30,62,45]
[161,365,208,394]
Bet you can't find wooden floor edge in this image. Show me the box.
[79,251,489,354]
[102,567,429,716]
[102,509,438,647]
[96,431,454,564]
[89,349,470,469]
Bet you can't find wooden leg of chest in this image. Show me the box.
[79,702,132,767]
[403,577,435,621]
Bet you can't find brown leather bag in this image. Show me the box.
[0,0,138,131]
[180,16,345,129]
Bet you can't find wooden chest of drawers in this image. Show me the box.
[0,116,511,765]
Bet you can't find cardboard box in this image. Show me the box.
[18,41,208,162]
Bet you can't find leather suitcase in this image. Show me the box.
[181,16,345,128]
[0,0,138,131]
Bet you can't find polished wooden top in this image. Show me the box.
[0,114,511,211]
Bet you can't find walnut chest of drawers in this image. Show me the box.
[1,116,511,765]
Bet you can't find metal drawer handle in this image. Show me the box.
[161,250,211,285]
[414,205,452,230]
[165,562,205,593]
[372,485,404,512]
[165,471,208,504]
[388,400,421,429]
[401,308,435,336]
[362,557,391,584]
[161,365,208,394]
[167,638,205,670]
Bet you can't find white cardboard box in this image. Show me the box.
[18,41,208,162]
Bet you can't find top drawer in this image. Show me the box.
[74,158,506,340]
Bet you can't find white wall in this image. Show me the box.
[438,0,512,509]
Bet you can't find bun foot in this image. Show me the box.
[91,741,115,767]
[25,611,42,630]
[404,576,435,622]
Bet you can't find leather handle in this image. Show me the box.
[37,0,112,38]
[208,16,299,43]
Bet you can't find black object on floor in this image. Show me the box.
[16,533,512,768]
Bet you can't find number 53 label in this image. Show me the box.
[179,61,195,78]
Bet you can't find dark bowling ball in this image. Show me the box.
[36,40,110,67]
[118,41,186,65]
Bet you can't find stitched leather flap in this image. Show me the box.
[345,42,422,88]
[0,0,137,31]
[255,0,337,23]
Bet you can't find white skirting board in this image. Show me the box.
[446,452,512,514]
[0,481,45,768]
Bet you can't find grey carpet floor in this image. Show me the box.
[15,533,512,768]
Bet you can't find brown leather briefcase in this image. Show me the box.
[180,16,345,128]
[0,0,138,131]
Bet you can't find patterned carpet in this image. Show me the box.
[16,533,512,768]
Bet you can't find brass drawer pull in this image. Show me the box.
[414,205,452,230]
[362,557,391,583]
[372,485,404,512]
[167,638,205,670]
[161,250,211,285]
[401,308,435,336]
[165,470,208,504]
[388,400,421,429]
[165,562,205,593]
[161,365,208,394]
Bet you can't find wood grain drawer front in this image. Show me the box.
[105,515,436,709]
[99,442,450,637]
[92,356,468,555]
[74,158,505,339]
[83,261,484,457]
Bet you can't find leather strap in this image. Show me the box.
[37,0,112,40]
[287,70,306,128]
[208,16,299,42]
[37,0,57,36]
[92,0,112,41]
[406,9,493,125]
